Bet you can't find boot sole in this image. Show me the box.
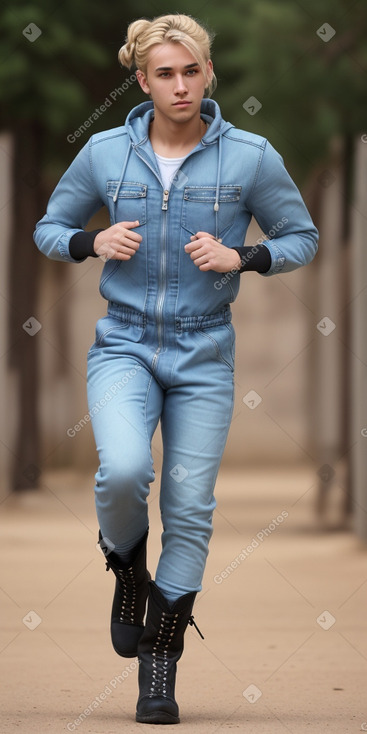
[135,711,180,724]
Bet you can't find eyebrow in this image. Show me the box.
[154,62,199,71]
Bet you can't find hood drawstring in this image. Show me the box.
[214,134,223,240]
[113,142,133,204]
[114,106,225,240]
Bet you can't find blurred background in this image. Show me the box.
[1,0,367,539]
[1,3,367,732]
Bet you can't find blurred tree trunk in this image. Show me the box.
[7,121,43,490]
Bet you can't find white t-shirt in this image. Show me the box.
[154,152,187,191]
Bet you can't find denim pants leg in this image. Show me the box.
[155,342,235,598]
[87,341,164,546]
[86,313,235,598]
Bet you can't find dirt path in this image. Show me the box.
[1,466,366,733]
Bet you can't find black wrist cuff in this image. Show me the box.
[231,244,271,274]
[69,229,104,261]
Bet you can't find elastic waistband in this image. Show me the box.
[175,305,232,330]
[107,302,147,326]
[107,302,232,331]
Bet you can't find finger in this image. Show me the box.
[194,231,215,240]
[118,242,140,256]
[184,240,202,252]
[192,254,210,267]
[106,243,135,259]
[118,229,142,243]
[119,220,140,229]
[194,231,222,243]
[113,232,141,249]
[97,242,137,259]
[116,252,133,260]
[119,237,141,250]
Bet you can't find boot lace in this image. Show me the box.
[149,611,204,697]
[150,611,178,698]
[106,560,136,624]
[188,615,204,639]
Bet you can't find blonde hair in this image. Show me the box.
[118,13,217,97]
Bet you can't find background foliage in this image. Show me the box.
[1,0,366,180]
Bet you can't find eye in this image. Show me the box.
[186,69,198,76]
[158,72,170,78]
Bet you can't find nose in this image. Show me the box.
[174,74,188,94]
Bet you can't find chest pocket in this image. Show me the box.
[181,185,241,237]
[106,181,147,225]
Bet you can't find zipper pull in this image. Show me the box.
[162,189,169,211]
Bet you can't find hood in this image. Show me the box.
[113,99,233,235]
[124,98,233,145]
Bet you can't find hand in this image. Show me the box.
[94,221,142,261]
[184,231,241,273]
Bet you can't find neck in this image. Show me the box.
[149,108,207,156]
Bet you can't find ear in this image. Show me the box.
[136,69,151,95]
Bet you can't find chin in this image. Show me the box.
[172,105,199,119]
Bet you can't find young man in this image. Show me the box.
[34,13,318,725]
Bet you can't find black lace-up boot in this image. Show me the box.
[98,528,151,658]
[136,579,204,724]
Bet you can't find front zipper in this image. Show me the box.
[151,188,169,371]
[130,146,170,372]
[131,141,206,372]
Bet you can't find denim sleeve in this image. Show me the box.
[247,140,319,276]
[33,138,103,263]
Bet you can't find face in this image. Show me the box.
[136,42,213,125]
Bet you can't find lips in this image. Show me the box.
[173,101,191,106]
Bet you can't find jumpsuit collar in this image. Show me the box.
[114,98,233,233]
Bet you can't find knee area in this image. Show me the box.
[161,498,216,534]
[95,450,154,498]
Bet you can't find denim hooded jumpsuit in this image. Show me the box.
[34,98,318,600]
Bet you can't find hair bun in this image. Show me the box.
[118,18,152,69]
[118,14,216,96]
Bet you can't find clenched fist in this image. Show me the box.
[184,231,241,273]
[94,221,142,261]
